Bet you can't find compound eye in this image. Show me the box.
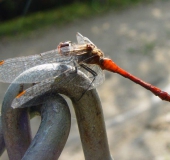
[57,41,73,55]
[66,41,72,44]
[60,41,70,48]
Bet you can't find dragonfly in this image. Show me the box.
[0,33,170,108]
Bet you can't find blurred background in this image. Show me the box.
[1,0,170,159]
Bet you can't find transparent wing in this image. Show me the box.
[1,33,94,83]
[12,78,56,108]
[78,64,105,89]
[12,71,78,108]
[0,49,72,83]
[13,63,74,83]
[76,32,94,45]
[12,64,105,108]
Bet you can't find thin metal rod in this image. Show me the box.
[72,90,112,160]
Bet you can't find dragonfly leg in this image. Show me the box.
[77,63,98,101]
[80,63,97,77]
[68,60,78,75]
[73,61,78,73]
[18,84,24,94]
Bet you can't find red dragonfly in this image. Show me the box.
[0,33,170,108]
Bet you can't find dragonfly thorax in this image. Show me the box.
[58,41,104,66]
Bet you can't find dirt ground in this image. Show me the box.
[1,0,170,159]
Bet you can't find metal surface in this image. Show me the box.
[22,93,71,160]
[1,62,112,160]
[0,116,5,156]
[2,90,31,160]
[72,90,112,160]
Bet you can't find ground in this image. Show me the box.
[1,0,170,159]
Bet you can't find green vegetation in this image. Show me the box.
[0,0,153,39]
[128,41,156,55]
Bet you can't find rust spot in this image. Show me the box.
[16,90,26,98]
[0,60,4,65]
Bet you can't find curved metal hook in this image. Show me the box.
[22,93,71,160]
[0,117,5,156]
[1,63,112,160]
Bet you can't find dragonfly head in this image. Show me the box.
[57,41,73,55]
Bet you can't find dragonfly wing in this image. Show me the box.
[76,32,94,45]
[78,64,105,89]
[12,69,81,108]
[11,63,77,108]
[12,78,56,108]
[11,64,104,108]
[14,63,74,83]
[0,49,71,83]
[83,37,94,45]
[90,65,105,88]
[76,32,85,44]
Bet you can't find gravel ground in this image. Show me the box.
[1,0,170,159]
